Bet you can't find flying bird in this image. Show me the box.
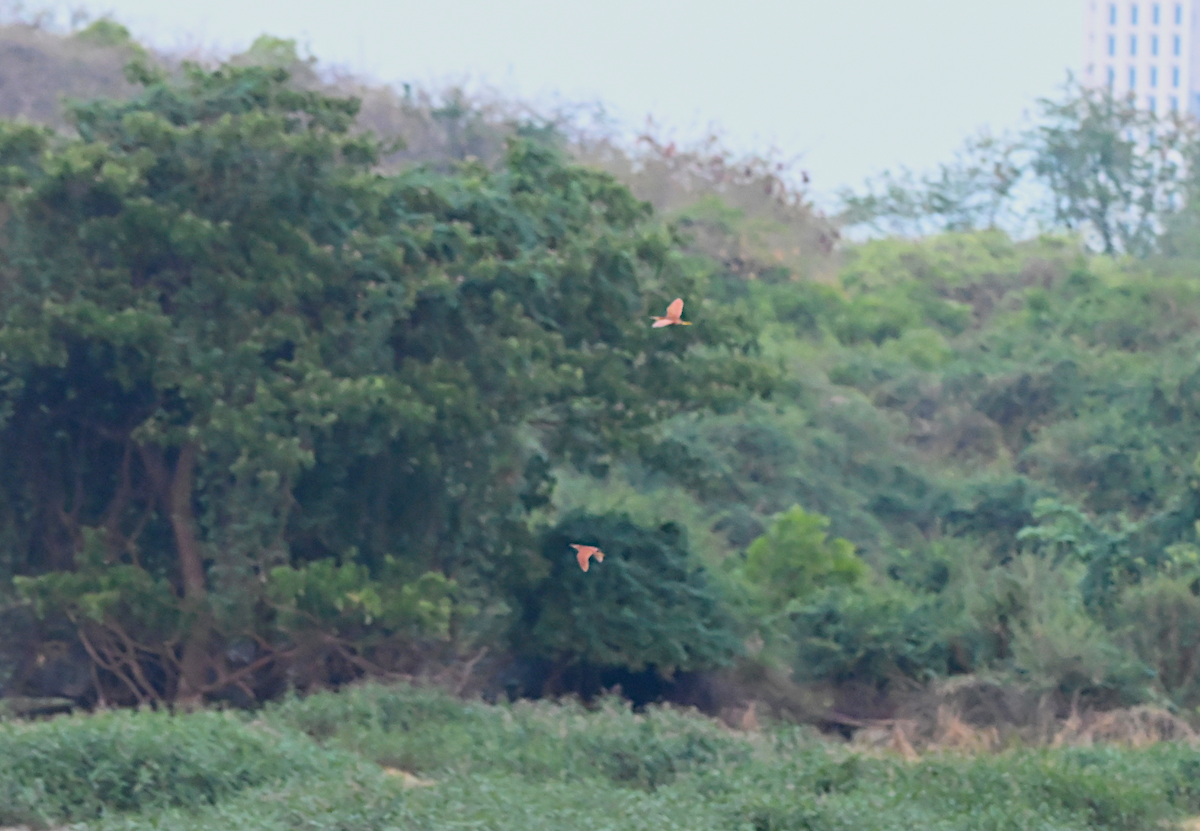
[651,298,691,328]
[570,544,605,572]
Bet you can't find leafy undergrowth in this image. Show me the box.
[1,683,1199,831]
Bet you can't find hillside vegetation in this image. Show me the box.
[0,16,1198,744]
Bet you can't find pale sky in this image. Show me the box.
[72,0,1080,204]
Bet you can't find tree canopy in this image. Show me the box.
[0,61,768,703]
[840,84,1200,257]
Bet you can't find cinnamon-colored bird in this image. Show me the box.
[570,544,605,572]
[651,298,692,328]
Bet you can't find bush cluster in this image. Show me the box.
[1,684,1198,830]
[0,709,334,825]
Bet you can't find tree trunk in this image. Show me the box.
[141,441,210,704]
[170,442,211,704]
[169,442,205,599]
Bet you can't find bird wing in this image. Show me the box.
[666,298,684,320]
[570,544,598,572]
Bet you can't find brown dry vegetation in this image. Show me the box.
[578,132,841,283]
[0,15,840,282]
[0,21,137,128]
[841,676,1200,756]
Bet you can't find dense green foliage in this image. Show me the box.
[1,683,1199,831]
[517,512,741,678]
[3,24,1200,728]
[0,60,765,703]
[569,226,1200,710]
[738,505,867,613]
[0,709,333,824]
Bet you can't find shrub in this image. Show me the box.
[514,512,741,679]
[565,699,745,790]
[885,327,954,370]
[0,709,330,825]
[264,681,498,776]
[790,581,950,686]
[266,682,749,789]
[739,505,868,616]
[1001,556,1149,702]
[1115,575,1200,709]
[833,293,921,345]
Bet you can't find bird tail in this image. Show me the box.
[651,318,672,328]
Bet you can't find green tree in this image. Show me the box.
[516,512,741,686]
[1029,85,1196,257]
[840,85,1199,256]
[0,61,768,703]
[790,581,949,686]
[739,505,867,615]
[838,130,1023,236]
[1115,575,1200,709]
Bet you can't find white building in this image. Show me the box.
[1084,1,1200,115]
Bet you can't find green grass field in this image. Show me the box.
[1,683,1199,831]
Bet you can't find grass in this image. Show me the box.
[1,683,1198,830]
